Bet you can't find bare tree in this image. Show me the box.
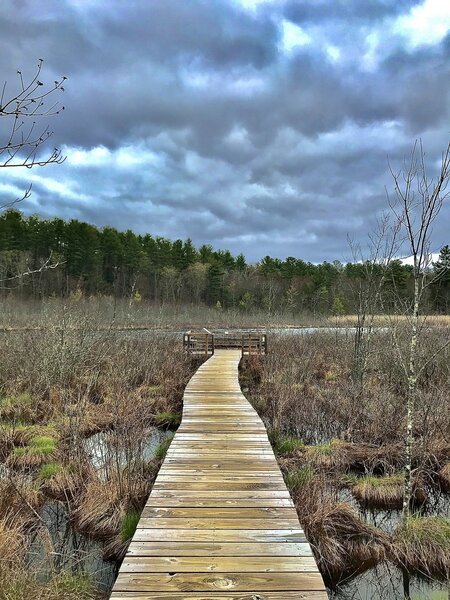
[386,140,450,523]
[347,215,402,395]
[1,58,67,209]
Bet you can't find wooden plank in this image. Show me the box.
[149,490,293,498]
[113,572,325,592]
[110,349,325,598]
[152,482,288,491]
[136,518,301,530]
[125,542,312,557]
[111,592,329,599]
[120,556,318,572]
[142,494,294,508]
[141,508,298,519]
[131,529,306,543]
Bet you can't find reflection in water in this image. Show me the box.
[332,488,450,599]
[330,563,449,600]
[28,501,117,592]
[23,426,172,594]
[83,427,173,476]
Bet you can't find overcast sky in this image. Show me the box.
[1,0,449,263]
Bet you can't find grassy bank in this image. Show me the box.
[2,297,450,332]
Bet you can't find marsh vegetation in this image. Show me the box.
[0,308,200,598]
[240,330,450,598]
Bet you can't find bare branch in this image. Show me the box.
[0,184,32,210]
[0,59,67,171]
[0,253,65,289]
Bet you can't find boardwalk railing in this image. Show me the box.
[183,331,215,356]
[184,330,267,356]
[241,332,267,356]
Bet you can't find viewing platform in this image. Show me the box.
[183,329,268,356]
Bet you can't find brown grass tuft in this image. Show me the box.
[0,514,26,567]
[350,474,427,510]
[438,463,450,491]
[294,478,389,584]
[392,516,450,581]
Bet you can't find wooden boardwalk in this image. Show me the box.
[111,349,327,599]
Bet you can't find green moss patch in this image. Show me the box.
[269,431,304,456]
[120,509,141,542]
[284,466,315,493]
[29,435,57,454]
[38,462,62,480]
[155,411,181,429]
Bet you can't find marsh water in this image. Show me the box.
[22,427,173,594]
[28,500,117,592]
[332,491,450,599]
[330,563,449,599]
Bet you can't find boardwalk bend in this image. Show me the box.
[111,349,327,599]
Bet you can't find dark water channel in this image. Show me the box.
[330,488,450,599]
[28,500,117,593]
[23,427,173,595]
[330,562,449,600]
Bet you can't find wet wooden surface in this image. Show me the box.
[110,349,327,599]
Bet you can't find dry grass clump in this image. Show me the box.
[341,442,403,474]
[349,474,427,510]
[392,516,450,581]
[0,392,36,422]
[73,476,136,539]
[438,463,450,491]
[73,456,157,533]
[293,477,389,584]
[72,403,116,437]
[72,468,154,561]
[302,440,349,470]
[0,569,97,600]
[284,439,403,476]
[303,498,389,583]
[0,475,43,527]
[0,514,26,567]
[38,462,93,501]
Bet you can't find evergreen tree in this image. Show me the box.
[206,264,223,305]
[431,245,450,312]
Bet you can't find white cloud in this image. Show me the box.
[68,146,111,167]
[280,20,312,53]
[393,0,450,48]
[326,44,341,63]
[67,145,160,169]
[234,0,279,11]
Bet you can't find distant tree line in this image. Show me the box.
[1,210,449,315]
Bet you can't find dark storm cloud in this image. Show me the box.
[1,0,449,262]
